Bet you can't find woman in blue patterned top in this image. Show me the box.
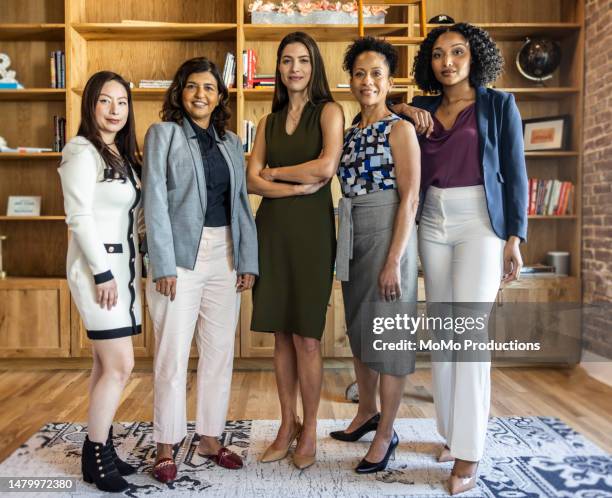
[330,37,421,474]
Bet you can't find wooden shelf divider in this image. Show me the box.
[0,23,65,41]
[71,23,237,41]
[0,89,66,101]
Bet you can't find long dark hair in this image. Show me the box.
[272,32,333,113]
[161,57,230,139]
[77,71,141,179]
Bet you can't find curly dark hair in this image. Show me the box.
[161,57,230,139]
[412,23,503,93]
[343,36,398,75]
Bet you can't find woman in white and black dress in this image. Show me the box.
[58,71,143,493]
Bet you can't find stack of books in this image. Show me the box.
[50,51,65,89]
[222,53,236,88]
[242,120,256,153]
[253,74,274,89]
[528,179,575,216]
[53,116,66,152]
[242,49,257,88]
[138,80,172,89]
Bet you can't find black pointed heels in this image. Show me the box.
[354,430,399,474]
[329,413,380,442]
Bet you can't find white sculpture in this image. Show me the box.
[0,53,23,87]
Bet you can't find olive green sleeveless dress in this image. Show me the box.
[250,101,335,339]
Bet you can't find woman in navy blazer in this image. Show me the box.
[393,23,528,494]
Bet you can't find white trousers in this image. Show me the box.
[418,186,504,462]
[147,226,240,443]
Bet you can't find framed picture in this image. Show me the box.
[7,196,41,216]
[522,115,571,151]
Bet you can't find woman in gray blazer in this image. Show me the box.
[143,57,258,483]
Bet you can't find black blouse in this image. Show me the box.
[186,115,231,227]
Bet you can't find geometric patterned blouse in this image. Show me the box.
[337,113,401,197]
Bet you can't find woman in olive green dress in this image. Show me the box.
[246,31,344,470]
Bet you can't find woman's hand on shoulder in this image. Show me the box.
[390,103,434,137]
[96,279,118,310]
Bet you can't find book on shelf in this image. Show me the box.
[50,51,65,89]
[242,120,256,154]
[222,52,236,88]
[138,80,173,88]
[242,49,257,89]
[253,74,275,89]
[53,116,66,152]
[528,178,574,216]
[0,146,52,153]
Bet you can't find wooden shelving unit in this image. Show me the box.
[0,0,585,361]
[0,89,66,101]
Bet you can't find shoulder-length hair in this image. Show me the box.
[412,23,504,94]
[272,31,334,113]
[77,71,141,179]
[161,57,230,139]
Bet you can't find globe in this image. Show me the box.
[516,37,562,82]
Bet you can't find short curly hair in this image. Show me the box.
[343,36,398,75]
[412,23,503,93]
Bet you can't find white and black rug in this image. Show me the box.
[1,418,610,497]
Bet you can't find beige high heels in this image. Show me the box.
[260,418,302,463]
[448,462,479,495]
[438,445,455,463]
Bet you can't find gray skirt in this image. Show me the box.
[336,189,418,376]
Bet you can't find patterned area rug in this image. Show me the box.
[0,418,610,497]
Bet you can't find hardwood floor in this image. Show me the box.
[0,366,610,463]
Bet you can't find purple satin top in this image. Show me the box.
[419,103,483,193]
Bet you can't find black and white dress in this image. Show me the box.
[58,136,142,339]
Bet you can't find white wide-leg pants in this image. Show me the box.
[418,185,504,462]
[147,226,240,444]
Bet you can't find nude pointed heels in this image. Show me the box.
[293,451,316,470]
[260,418,302,463]
[448,463,479,495]
[438,445,455,463]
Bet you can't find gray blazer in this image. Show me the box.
[142,118,258,281]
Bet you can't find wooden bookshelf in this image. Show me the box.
[0,0,585,361]
[0,216,65,221]
[72,23,237,41]
[0,24,65,41]
[0,153,61,160]
[0,89,66,101]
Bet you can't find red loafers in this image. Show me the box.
[199,447,243,470]
[152,457,177,483]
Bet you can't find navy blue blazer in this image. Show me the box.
[409,86,529,242]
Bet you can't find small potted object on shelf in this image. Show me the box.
[248,1,388,25]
